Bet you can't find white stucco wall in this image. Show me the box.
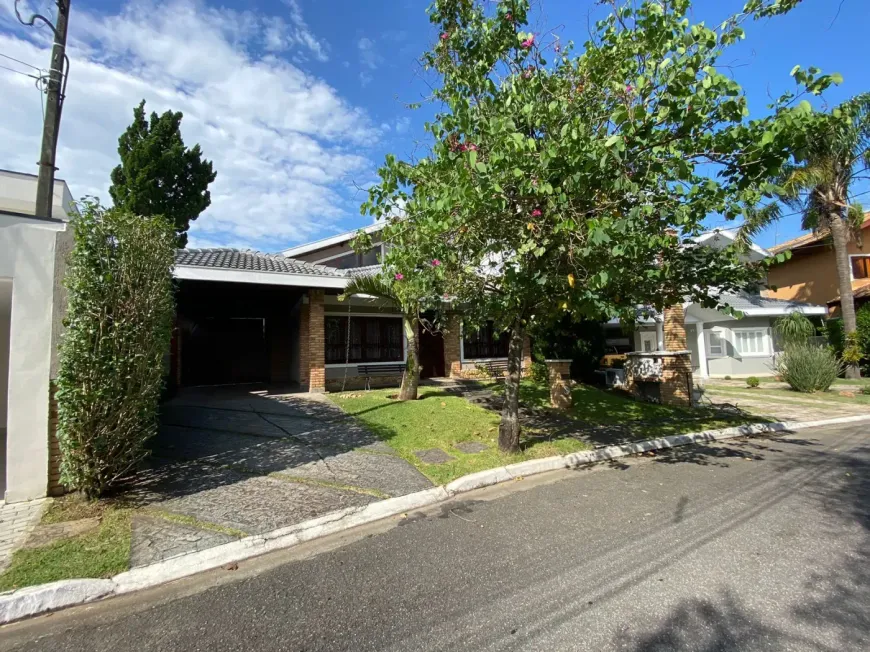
[0,280,11,432]
[1,213,67,502]
[0,170,75,220]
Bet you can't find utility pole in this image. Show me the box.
[16,0,71,220]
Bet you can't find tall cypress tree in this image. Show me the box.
[110,100,216,247]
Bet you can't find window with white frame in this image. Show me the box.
[733,329,769,356]
[706,331,724,357]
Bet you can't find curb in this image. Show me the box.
[2,413,868,623]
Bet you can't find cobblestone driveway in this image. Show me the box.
[128,386,431,567]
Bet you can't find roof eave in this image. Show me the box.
[280,222,385,258]
[174,265,349,289]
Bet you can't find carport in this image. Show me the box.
[172,249,347,392]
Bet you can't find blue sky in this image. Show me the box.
[1,0,867,252]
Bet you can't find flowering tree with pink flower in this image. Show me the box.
[365,0,831,452]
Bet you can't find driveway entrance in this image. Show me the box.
[128,385,431,567]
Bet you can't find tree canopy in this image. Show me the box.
[110,100,216,248]
[364,0,831,450]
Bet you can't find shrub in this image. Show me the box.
[773,312,815,347]
[861,386,870,396]
[529,361,549,385]
[775,344,843,393]
[746,376,760,388]
[56,201,176,498]
[724,375,732,380]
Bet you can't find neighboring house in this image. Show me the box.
[604,228,828,380]
[171,223,531,395]
[766,216,870,314]
[1,170,75,503]
[604,293,827,380]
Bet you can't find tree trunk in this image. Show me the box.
[399,315,420,400]
[498,320,524,453]
[829,216,862,379]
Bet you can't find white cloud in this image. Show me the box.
[0,0,379,251]
[395,117,411,134]
[357,36,382,70]
[359,71,373,87]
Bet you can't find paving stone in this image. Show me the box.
[454,441,489,454]
[279,450,432,497]
[130,515,237,567]
[133,459,376,534]
[414,448,455,464]
[23,517,100,549]
[152,426,321,473]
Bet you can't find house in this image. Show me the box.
[171,222,531,395]
[765,216,870,314]
[603,228,828,382]
[1,170,75,503]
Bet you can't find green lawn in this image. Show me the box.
[704,384,870,406]
[330,388,593,485]
[731,377,870,387]
[0,502,131,592]
[493,381,761,436]
[330,382,762,485]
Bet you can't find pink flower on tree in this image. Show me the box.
[432,259,442,267]
[626,84,634,93]
[531,209,542,217]
[440,32,449,41]
[521,35,534,48]
[395,273,404,280]
[505,12,513,21]
[467,144,478,151]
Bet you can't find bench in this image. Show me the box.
[481,360,510,379]
[357,363,407,390]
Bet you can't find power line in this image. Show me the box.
[0,63,41,80]
[0,52,44,72]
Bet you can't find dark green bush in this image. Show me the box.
[775,344,843,393]
[530,316,607,383]
[56,201,176,498]
[746,376,760,388]
[528,361,549,385]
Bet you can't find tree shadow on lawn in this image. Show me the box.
[477,383,765,449]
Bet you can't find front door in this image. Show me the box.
[418,324,445,378]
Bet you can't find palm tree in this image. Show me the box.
[339,274,422,400]
[741,93,870,379]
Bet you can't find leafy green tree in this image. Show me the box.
[56,200,176,498]
[365,0,823,452]
[740,94,870,378]
[110,100,216,248]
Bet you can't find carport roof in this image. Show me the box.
[174,248,348,288]
[177,249,343,276]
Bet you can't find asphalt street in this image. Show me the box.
[2,422,868,651]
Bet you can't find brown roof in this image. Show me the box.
[828,283,870,305]
[769,216,870,255]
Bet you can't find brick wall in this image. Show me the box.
[444,314,462,377]
[299,301,310,386]
[308,290,326,392]
[326,375,404,392]
[663,304,688,351]
[661,355,693,407]
[522,335,533,374]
